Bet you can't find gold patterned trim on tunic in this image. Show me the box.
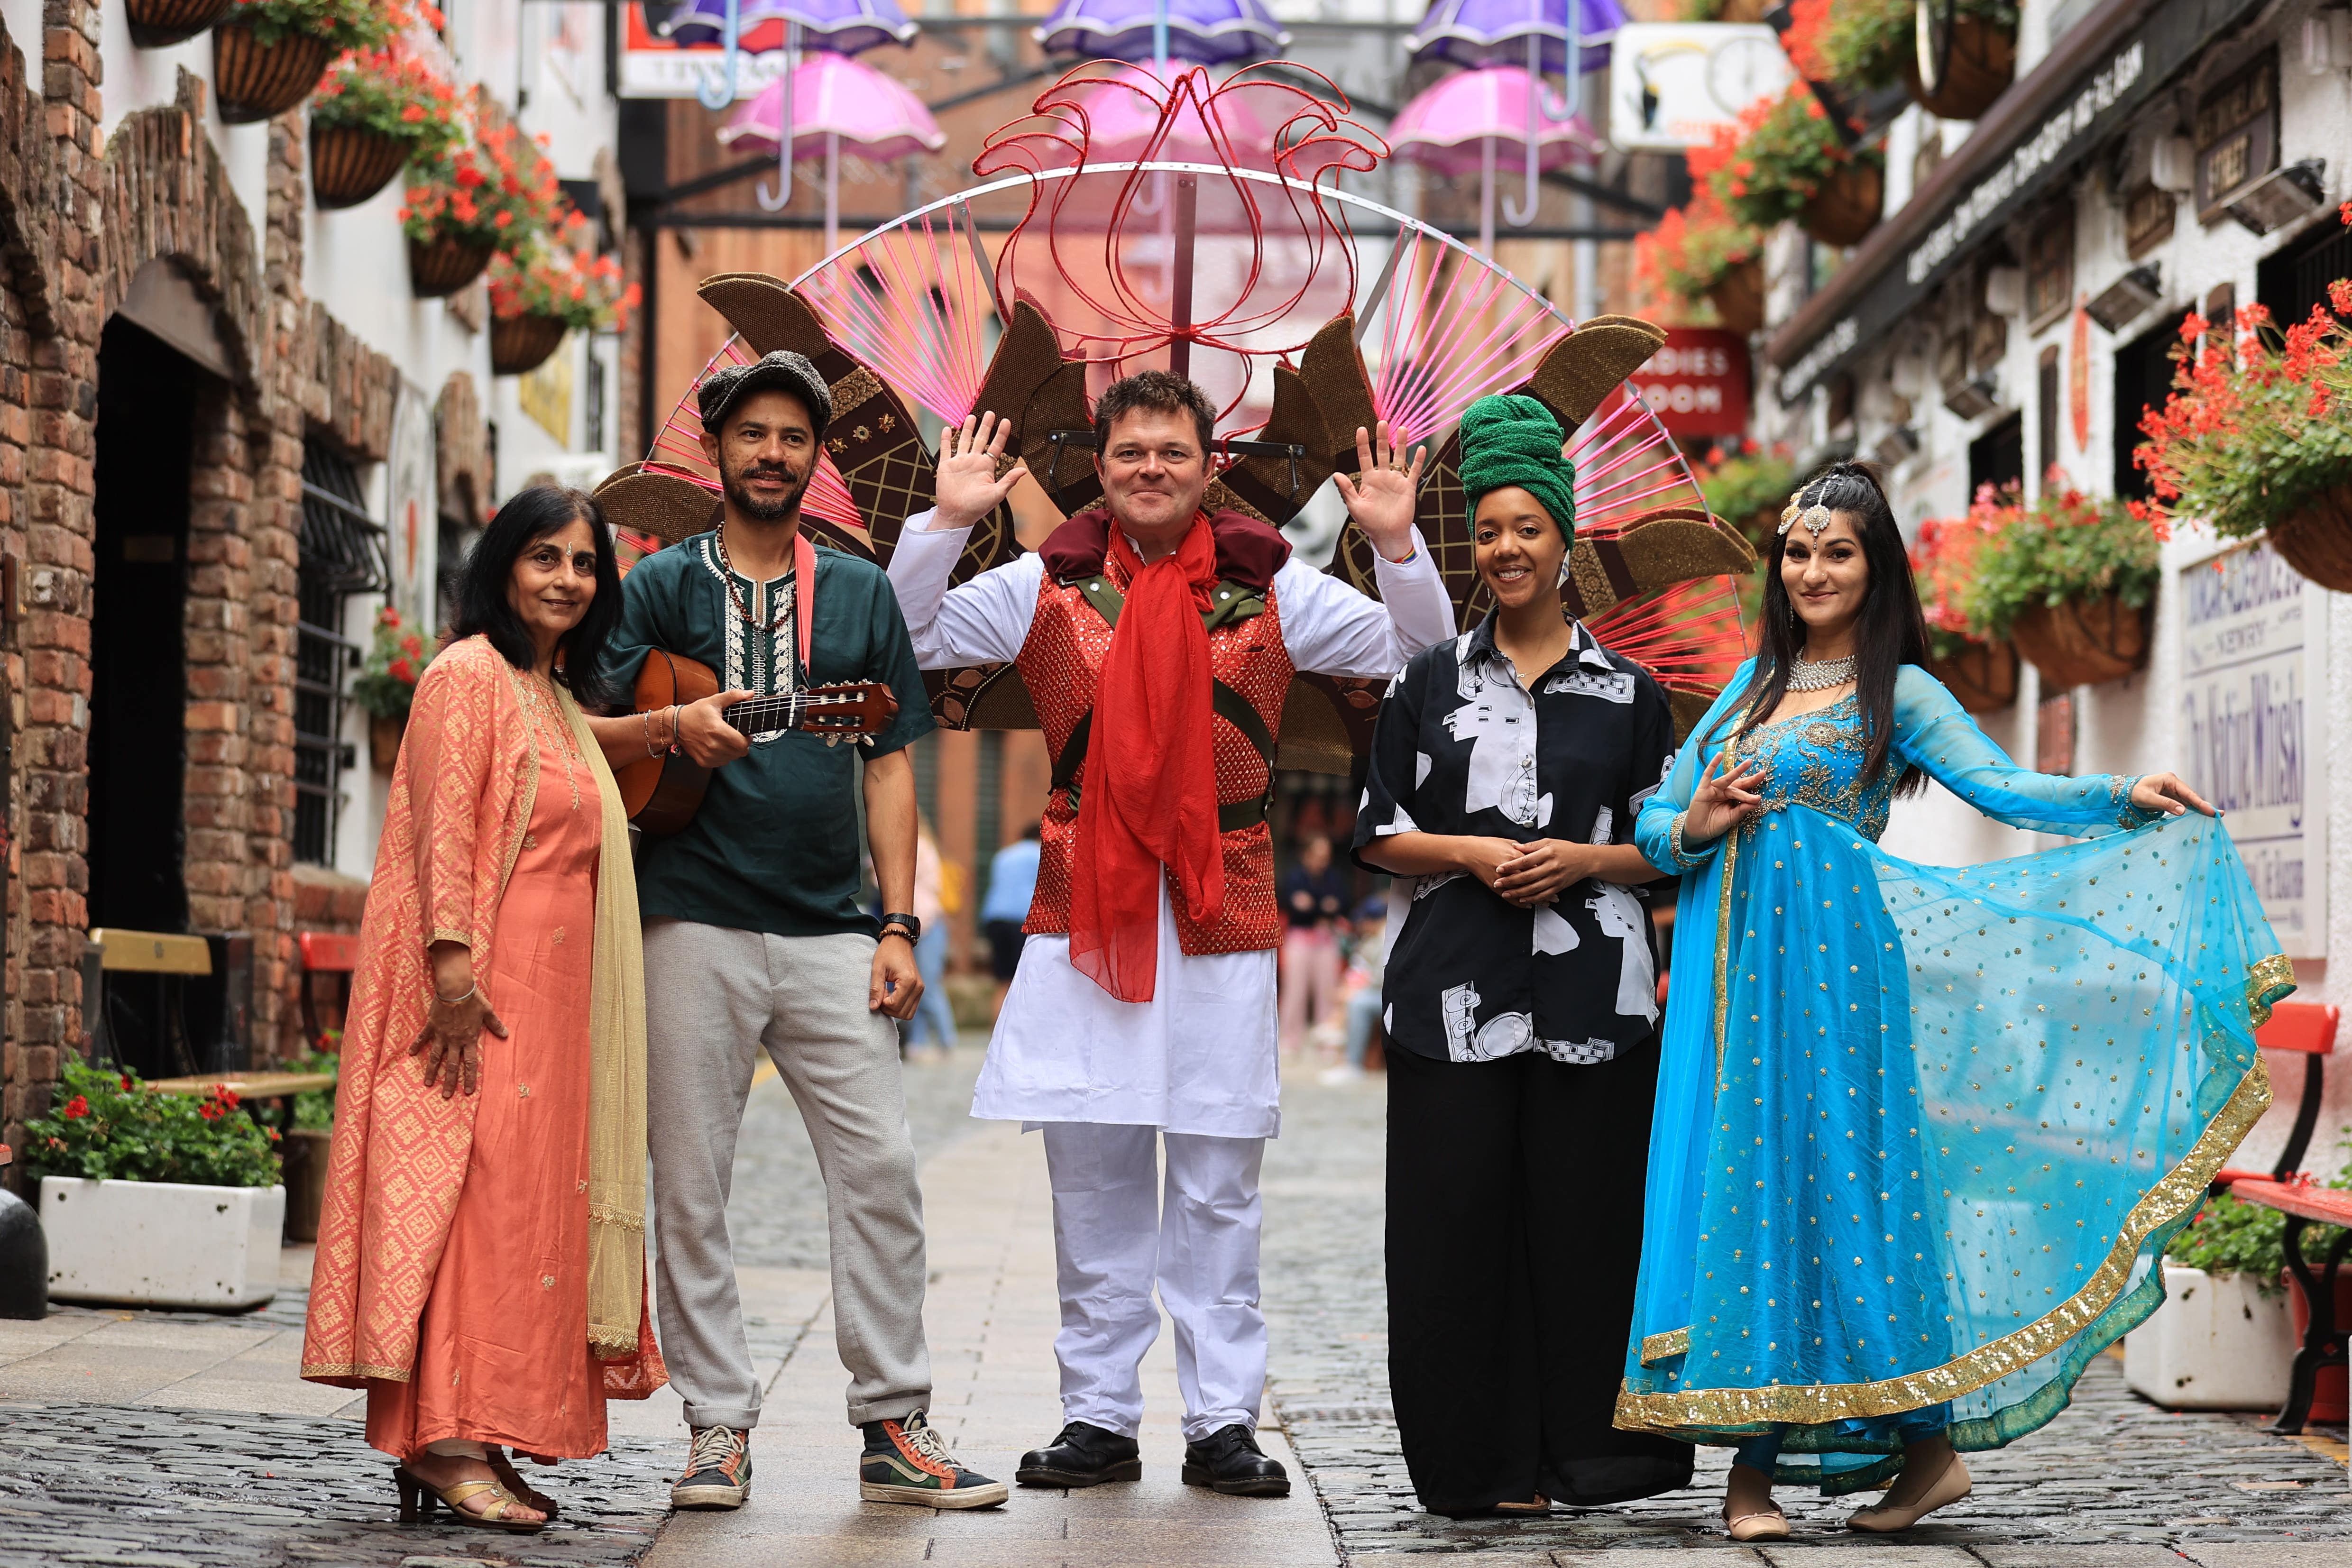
[301,1360,413,1383]
[1640,1329,1690,1366]
[1615,1054,2273,1433]
[2247,953,2294,1027]
[1710,823,1740,1090]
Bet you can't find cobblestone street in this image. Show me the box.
[0,1048,2345,1567]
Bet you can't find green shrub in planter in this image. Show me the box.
[1966,482,2159,642]
[25,1060,281,1188]
[2166,1139,2351,1295]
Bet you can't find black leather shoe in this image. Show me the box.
[1015,1421,1142,1487]
[1181,1424,1290,1497]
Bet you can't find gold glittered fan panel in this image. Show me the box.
[1278,673,1384,776]
[1668,686,1716,743]
[1527,318,1668,428]
[1022,358,1101,516]
[1297,311,1380,470]
[1561,514,1756,620]
[1220,364,1335,529]
[595,465,720,546]
[924,661,1039,733]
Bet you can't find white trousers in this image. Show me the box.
[1041,1121,1267,1444]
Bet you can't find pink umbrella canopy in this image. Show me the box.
[718,51,945,160]
[1388,64,1598,176]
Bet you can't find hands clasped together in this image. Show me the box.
[1455,837,1614,909]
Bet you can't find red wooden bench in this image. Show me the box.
[297,932,362,1048]
[2209,999,2349,1434]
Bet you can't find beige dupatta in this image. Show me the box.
[556,686,650,1357]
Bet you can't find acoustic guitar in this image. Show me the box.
[617,650,900,836]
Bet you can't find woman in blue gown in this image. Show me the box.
[1618,464,2288,1539]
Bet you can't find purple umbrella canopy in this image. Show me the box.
[1409,0,1622,75]
[660,0,917,55]
[1034,0,1289,67]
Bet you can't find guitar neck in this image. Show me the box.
[724,692,806,737]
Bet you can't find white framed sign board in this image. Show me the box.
[2177,537,2327,958]
[1605,23,1794,152]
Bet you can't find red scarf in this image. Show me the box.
[1066,515,1226,1003]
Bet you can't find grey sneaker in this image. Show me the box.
[672,1425,753,1510]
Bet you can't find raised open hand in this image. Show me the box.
[1332,421,1427,563]
[932,412,1028,530]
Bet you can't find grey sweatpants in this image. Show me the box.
[643,918,931,1429]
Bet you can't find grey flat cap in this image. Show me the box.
[697,349,834,438]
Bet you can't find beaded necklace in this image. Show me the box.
[715,523,796,633]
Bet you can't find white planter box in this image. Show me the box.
[39,1177,285,1310]
[2123,1263,2296,1411]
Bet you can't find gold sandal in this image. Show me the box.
[486,1446,560,1521]
[394,1466,550,1532]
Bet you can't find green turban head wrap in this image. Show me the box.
[1457,393,1575,546]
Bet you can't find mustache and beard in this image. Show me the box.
[719,449,812,523]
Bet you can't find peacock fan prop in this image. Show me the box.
[595,59,1755,764]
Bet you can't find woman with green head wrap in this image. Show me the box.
[1351,392,1690,1517]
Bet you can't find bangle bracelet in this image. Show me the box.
[641,707,663,760]
[433,981,477,1006]
[667,705,682,757]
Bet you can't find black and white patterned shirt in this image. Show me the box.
[1351,616,1677,1065]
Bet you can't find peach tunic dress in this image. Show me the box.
[365,673,612,1460]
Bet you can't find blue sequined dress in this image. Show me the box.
[1619,663,2289,1494]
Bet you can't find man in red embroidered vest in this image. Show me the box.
[888,371,1452,1495]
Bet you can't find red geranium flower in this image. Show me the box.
[61,1095,89,1119]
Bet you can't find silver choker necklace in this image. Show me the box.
[1786,653,1858,692]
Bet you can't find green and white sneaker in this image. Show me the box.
[859,1410,1009,1509]
[672,1425,752,1510]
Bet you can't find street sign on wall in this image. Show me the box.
[1625,329,1750,437]
[2178,537,2327,957]
[1606,23,1792,152]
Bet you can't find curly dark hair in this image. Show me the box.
[1092,369,1217,455]
[1718,460,1931,796]
[447,485,625,710]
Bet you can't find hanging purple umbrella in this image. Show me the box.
[1034,0,1287,68]
[1410,0,1617,231]
[663,0,916,55]
[1408,0,1621,76]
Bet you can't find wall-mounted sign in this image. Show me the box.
[620,3,787,100]
[2179,537,2326,957]
[1606,24,1793,152]
[2194,50,2278,223]
[1624,329,1750,435]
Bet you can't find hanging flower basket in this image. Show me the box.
[490,312,568,376]
[1705,257,1766,334]
[1903,15,2018,123]
[2266,482,2352,593]
[2011,593,2150,690]
[127,0,235,48]
[1798,161,1883,249]
[408,234,496,298]
[1925,637,2018,714]
[311,122,410,209]
[214,20,335,123]
[368,712,404,770]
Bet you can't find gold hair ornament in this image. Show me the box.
[1777,491,1833,538]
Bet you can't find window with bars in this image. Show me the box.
[295,442,390,864]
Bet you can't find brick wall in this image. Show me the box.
[0,19,446,1185]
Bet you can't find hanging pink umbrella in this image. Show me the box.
[719,52,945,250]
[1389,64,1598,255]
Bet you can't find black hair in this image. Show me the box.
[448,485,625,710]
[1093,368,1217,455]
[1720,460,1931,795]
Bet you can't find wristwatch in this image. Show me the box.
[879,912,922,944]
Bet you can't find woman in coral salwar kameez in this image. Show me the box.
[303,488,664,1533]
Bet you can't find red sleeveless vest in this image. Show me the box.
[1020,510,1296,957]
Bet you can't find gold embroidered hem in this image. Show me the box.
[1640,1329,1689,1366]
[1615,1055,2272,1434]
[301,1361,414,1384]
[2248,953,2295,1027]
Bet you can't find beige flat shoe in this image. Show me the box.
[1723,1502,1792,1541]
[1847,1452,1971,1533]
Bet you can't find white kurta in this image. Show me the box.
[889,510,1455,1137]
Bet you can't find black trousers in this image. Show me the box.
[1386,1038,1692,1514]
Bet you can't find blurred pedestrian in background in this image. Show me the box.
[1277,834,1349,1058]
[979,823,1041,1019]
[1320,894,1387,1085]
[902,817,963,1060]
